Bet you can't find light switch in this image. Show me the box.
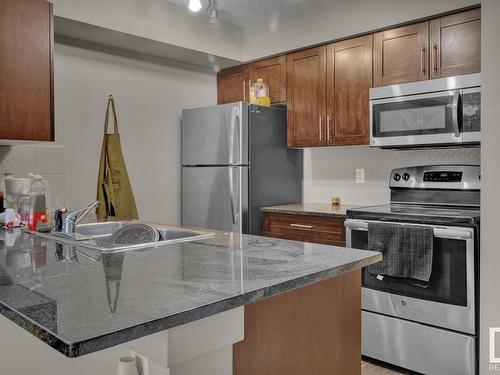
[356,168,365,184]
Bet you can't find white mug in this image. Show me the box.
[116,356,139,375]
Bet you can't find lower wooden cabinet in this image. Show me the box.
[262,211,346,247]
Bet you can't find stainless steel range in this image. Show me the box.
[346,165,480,375]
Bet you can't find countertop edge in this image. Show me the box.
[260,207,348,218]
[1,252,381,358]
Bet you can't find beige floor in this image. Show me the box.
[362,359,408,375]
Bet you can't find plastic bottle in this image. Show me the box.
[254,78,271,107]
[249,81,258,105]
[29,174,48,231]
[17,187,31,226]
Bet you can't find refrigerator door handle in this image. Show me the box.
[229,167,237,225]
[229,106,240,165]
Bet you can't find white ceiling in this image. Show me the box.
[167,0,324,27]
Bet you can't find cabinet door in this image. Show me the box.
[374,22,429,87]
[249,56,286,104]
[217,65,249,104]
[430,8,481,79]
[327,35,372,146]
[0,0,54,141]
[286,47,327,148]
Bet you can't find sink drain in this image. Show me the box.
[108,223,160,245]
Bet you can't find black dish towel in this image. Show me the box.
[366,222,434,282]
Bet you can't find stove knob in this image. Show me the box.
[402,173,410,181]
[393,173,401,181]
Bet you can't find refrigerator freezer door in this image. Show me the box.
[182,166,248,233]
[182,103,249,166]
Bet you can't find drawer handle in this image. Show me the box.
[290,223,313,229]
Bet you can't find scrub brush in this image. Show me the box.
[36,221,53,233]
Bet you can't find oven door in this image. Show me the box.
[370,90,462,148]
[346,219,476,334]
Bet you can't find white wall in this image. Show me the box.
[54,43,216,224]
[50,0,244,62]
[303,146,480,205]
[480,1,500,373]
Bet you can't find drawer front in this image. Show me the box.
[262,212,346,246]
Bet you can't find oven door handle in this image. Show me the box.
[345,220,472,240]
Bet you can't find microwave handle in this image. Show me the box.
[452,91,460,138]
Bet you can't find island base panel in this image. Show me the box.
[233,269,361,375]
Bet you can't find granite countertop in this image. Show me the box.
[261,203,366,218]
[0,228,380,358]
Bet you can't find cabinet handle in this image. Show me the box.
[290,223,313,229]
[319,116,323,142]
[326,114,331,142]
[432,43,438,73]
[420,46,426,75]
[243,81,246,102]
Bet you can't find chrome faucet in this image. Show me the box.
[54,201,100,235]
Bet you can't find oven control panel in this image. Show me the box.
[423,171,462,182]
[389,165,480,190]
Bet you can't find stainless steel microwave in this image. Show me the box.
[369,73,480,148]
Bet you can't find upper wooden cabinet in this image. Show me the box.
[374,9,481,87]
[249,56,287,104]
[327,35,372,146]
[286,46,327,148]
[287,37,372,148]
[374,22,429,87]
[0,0,54,141]
[430,8,481,79]
[217,64,249,104]
[217,56,287,105]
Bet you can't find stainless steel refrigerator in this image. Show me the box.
[182,102,302,235]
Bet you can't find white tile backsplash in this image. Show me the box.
[304,146,481,205]
[0,145,66,210]
[2,145,36,176]
[35,146,66,175]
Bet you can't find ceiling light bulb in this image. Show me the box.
[188,0,202,12]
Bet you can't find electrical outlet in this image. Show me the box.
[355,168,365,184]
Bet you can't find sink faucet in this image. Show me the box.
[54,201,100,234]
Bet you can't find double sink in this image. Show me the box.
[28,221,214,253]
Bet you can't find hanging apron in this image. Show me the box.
[96,95,139,220]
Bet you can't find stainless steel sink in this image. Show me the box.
[26,221,214,253]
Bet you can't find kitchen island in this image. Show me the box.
[0,227,380,375]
